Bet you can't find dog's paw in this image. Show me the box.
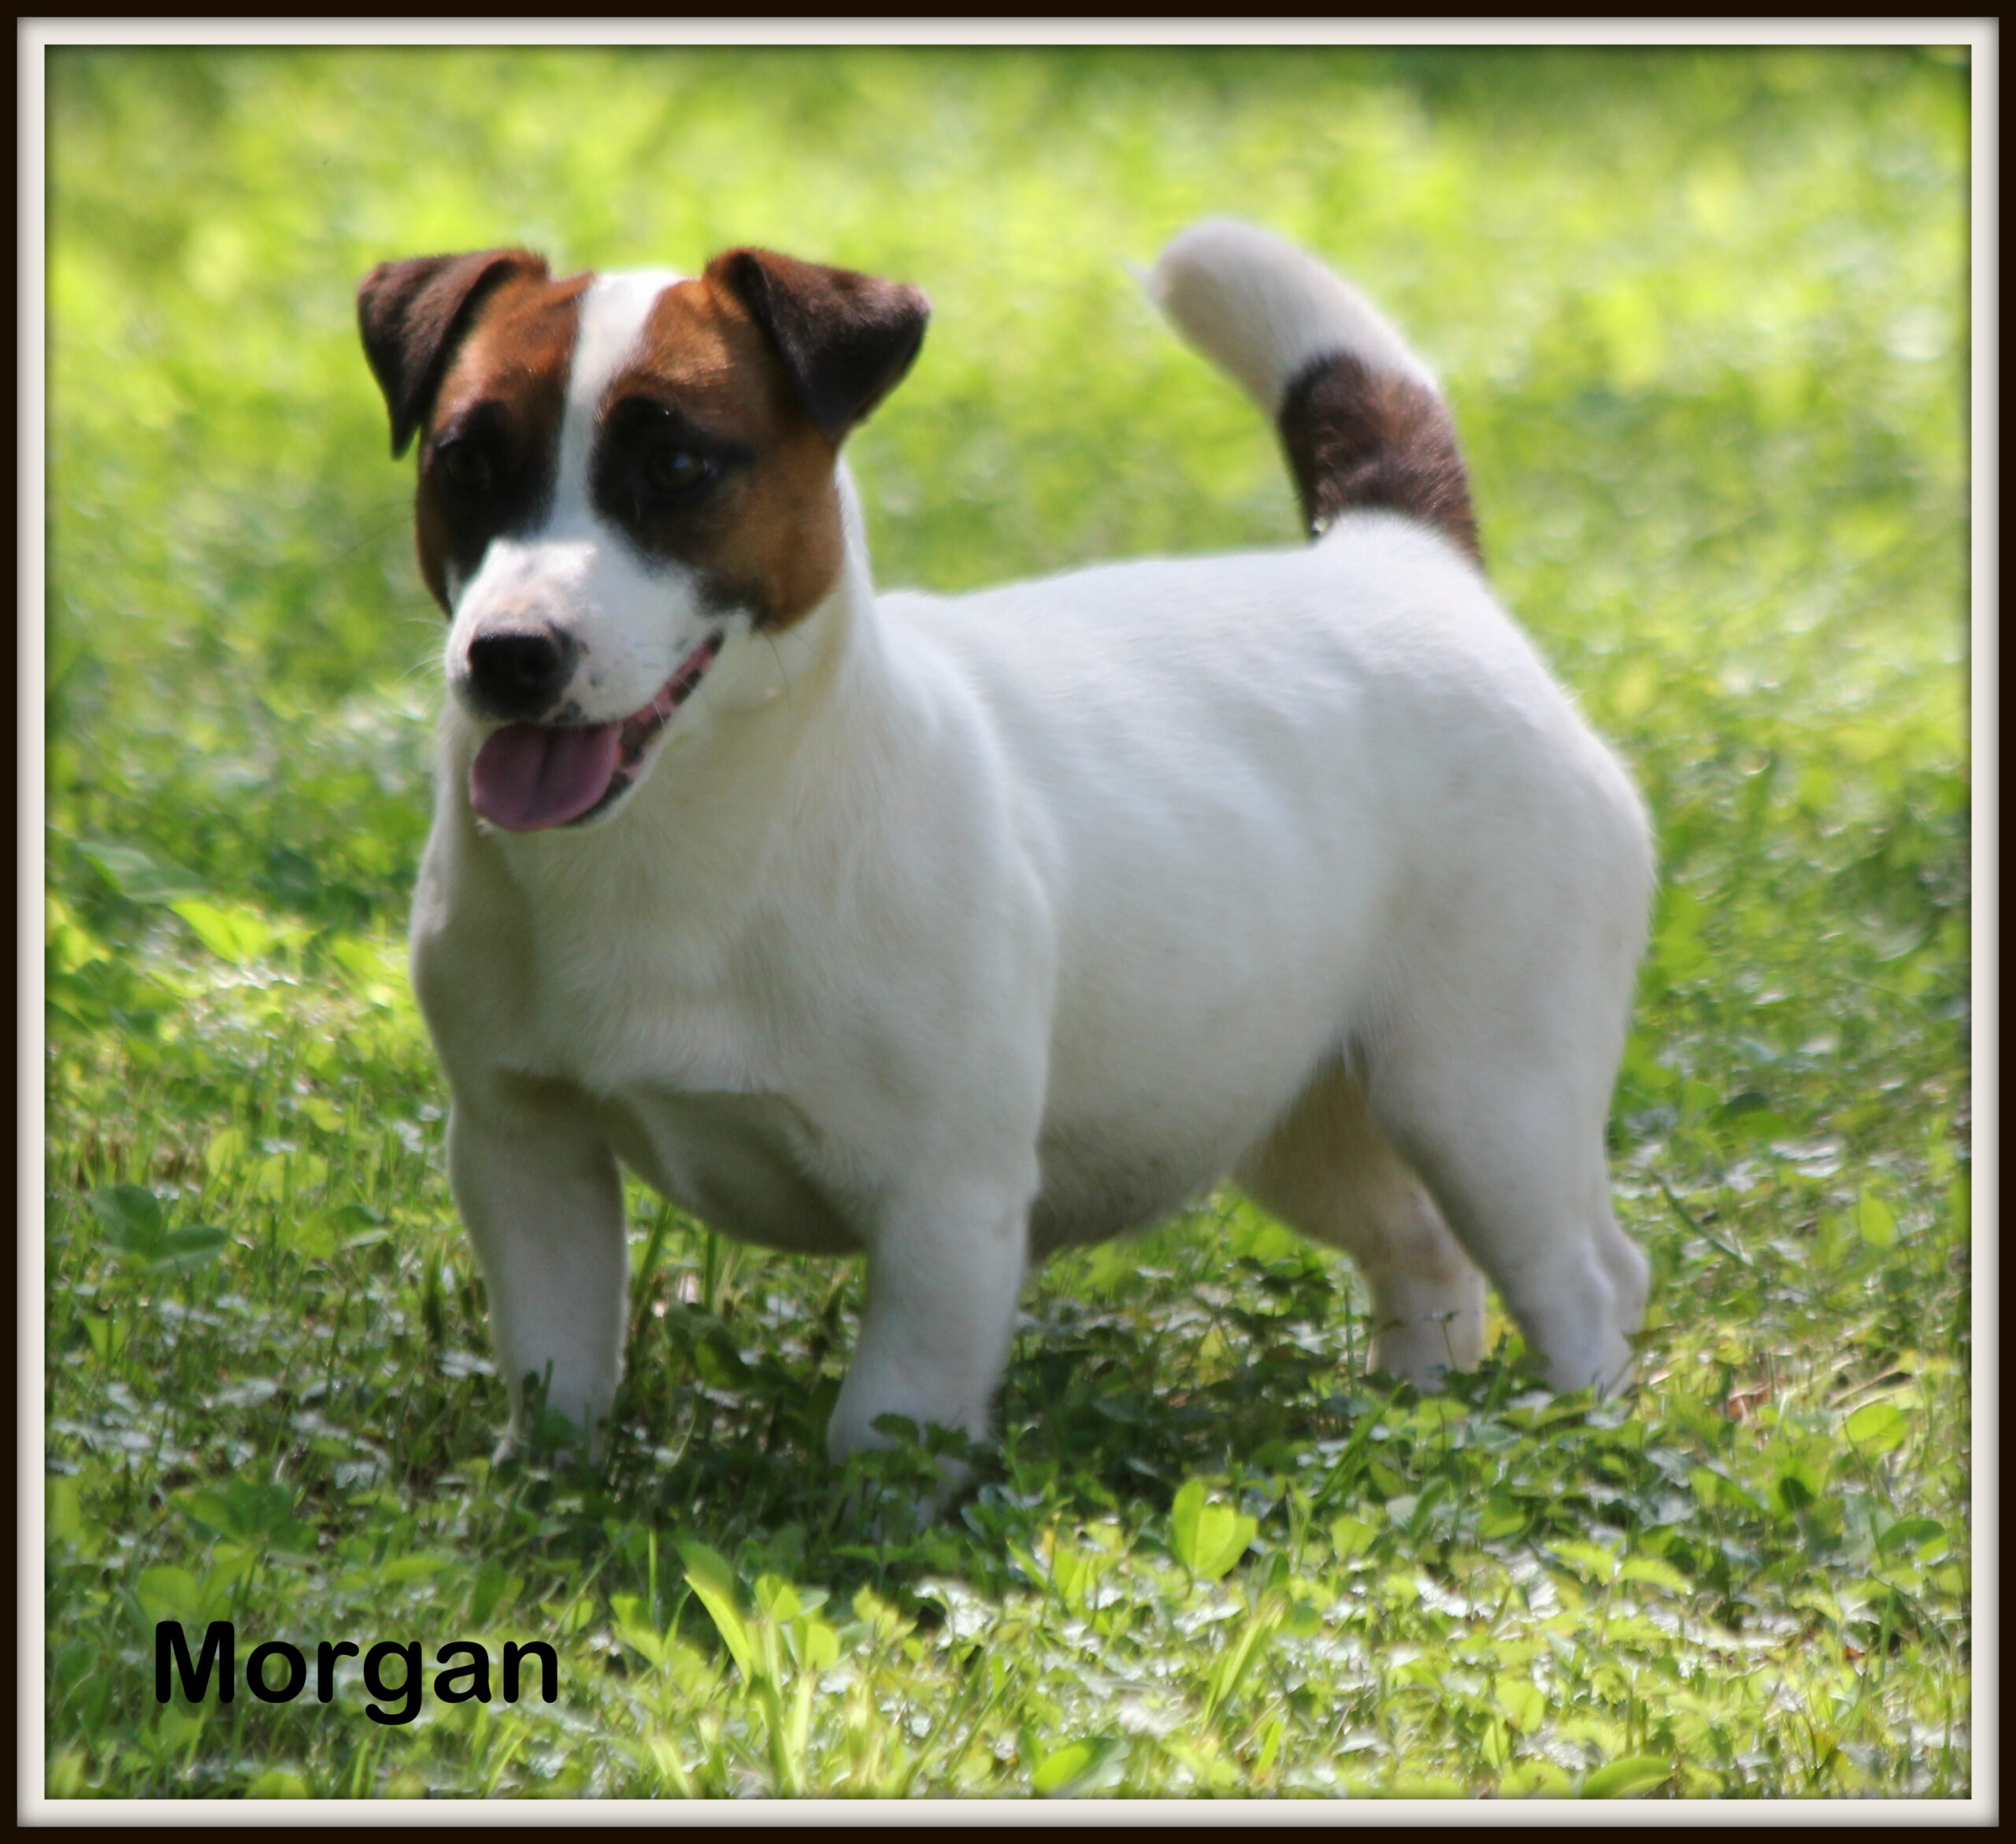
[490,1412,603,1475]
[833,1475,937,1546]
[835,1463,974,1542]
[830,1420,983,1537]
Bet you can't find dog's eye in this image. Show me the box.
[435,439,496,494]
[643,447,715,501]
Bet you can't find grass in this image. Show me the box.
[43,44,1972,1800]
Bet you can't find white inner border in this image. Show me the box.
[23,16,1996,1829]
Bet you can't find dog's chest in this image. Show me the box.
[595,1083,865,1257]
[510,913,867,1257]
[524,941,762,1095]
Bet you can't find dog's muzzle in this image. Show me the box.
[467,631,725,833]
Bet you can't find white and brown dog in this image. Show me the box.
[358,220,1653,1479]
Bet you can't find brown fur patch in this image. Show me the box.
[413,270,590,612]
[710,247,928,442]
[591,273,847,631]
[1278,353,1480,565]
[359,248,547,458]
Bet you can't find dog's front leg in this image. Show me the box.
[827,1184,1032,1491]
[447,1081,628,1463]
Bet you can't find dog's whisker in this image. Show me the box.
[762,630,795,714]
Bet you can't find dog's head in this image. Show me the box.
[358,247,928,833]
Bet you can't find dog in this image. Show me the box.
[358,220,1654,1481]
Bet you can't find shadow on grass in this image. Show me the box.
[462,1263,1627,1646]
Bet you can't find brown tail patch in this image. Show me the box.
[1277,352,1480,565]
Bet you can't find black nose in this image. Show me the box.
[465,628,577,720]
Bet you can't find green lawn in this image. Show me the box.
[44,45,1972,1800]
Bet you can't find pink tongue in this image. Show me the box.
[470,722,624,832]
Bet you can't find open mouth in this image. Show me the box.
[468,632,724,833]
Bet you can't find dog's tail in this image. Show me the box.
[1144,219,1480,564]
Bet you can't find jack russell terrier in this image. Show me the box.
[358,220,1653,1481]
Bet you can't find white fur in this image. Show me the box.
[1147,217,1437,408]
[411,223,1654,1479]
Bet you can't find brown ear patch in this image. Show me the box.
[706,248,928,442]
[358,249,553,457]
[1277,352,1480,565]
[589,271,858,631]
[409,268,591,612]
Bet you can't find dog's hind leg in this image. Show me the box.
[1236,1065,1487,1383]
[1359,997,1649,1398]
[447,1078,629,1461]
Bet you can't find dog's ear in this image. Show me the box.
[358,249,550,458]
[708,248,929,443]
